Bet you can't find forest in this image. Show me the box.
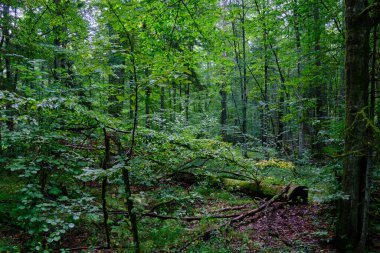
[0,0,379,252]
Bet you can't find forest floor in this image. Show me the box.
[0,196,336,252]
[232,203,335,252]
[1,170,379,252]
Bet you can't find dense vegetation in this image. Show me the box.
[0,0,379,252]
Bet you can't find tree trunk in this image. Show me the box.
[172,82,177,122]
[261,26,269,146]
[160,86,165,129]
[312,1,325,156]
[293,0,305,156]
[220,81,228,139]
[241,0,248,137]
[185,83,190,122]
[145,86,150,128]
[1,2,15,132]
[220,53,228,140]
[337,0,371,251]
[221,178,308,204]
[101,128,111,248]
[270,45,287,150]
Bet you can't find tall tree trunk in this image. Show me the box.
[293,0,305,156]
[145,69,151,128]
[101,128,111,248]
[129,74,134,120]
[185,83,190,122]
[270,45,287,150]
[241,0,248,136]
[337,0,371,252]
[312,0,325,156]
[2,2,14,131]
[160,86,165,129]
[220,57,228,140]
[172,82,177,122]
[370,24,377,125]
[261,26,269,146]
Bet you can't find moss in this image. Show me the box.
[222,178,260,196]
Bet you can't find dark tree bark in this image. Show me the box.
[145,86,151,128]
[101,128,111,248]
[337,0,371,252]
[261,26,269,146]
[270,45,287,150]
[172,82,177,122]
[1,2,15,131]
[370,24,377,123]
[220,80,228,140]
[145,68,150,128]
[160,86,165,129]
[292,0,305,156]
[220,52,228,140]
[311,0,326,156]
[240,0,248,136]
[185,83,190,122]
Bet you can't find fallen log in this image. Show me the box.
[221,178,308,204]
[169,172,308,204]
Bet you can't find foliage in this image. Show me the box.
[0,0,377,252]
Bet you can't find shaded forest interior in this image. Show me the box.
[0,0,380,252]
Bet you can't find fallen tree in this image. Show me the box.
[221,178,308,204]
[170,172,308,204]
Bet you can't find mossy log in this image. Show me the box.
[170,172,308,203]
[221,178,308,203]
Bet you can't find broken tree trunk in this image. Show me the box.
[221,178,308,203]
[170,172,308,203]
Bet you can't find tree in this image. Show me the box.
[337,0,373,251]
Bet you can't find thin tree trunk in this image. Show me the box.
[220,59,228,140]
[370,24,377,124]
[241,0,248,136]
[312,1,325,156]
[270,45,287,150]
[160,87,165,129]
[185,83,190,122]
[123,55,140,253]
[129,74,134,120]
[145,84,150,128]
[172,82,177,122]
[262,26,269,146]
[179,84,183,112]
[101,128,111,248]
[2,2,14,131]
[231,21,244,133]
[293,0,305,156]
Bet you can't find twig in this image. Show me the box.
[210,203,254,213]
[68,246,109,252]
[144,213,239,221]
[230,184,290,223]
[176,184,291,252]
